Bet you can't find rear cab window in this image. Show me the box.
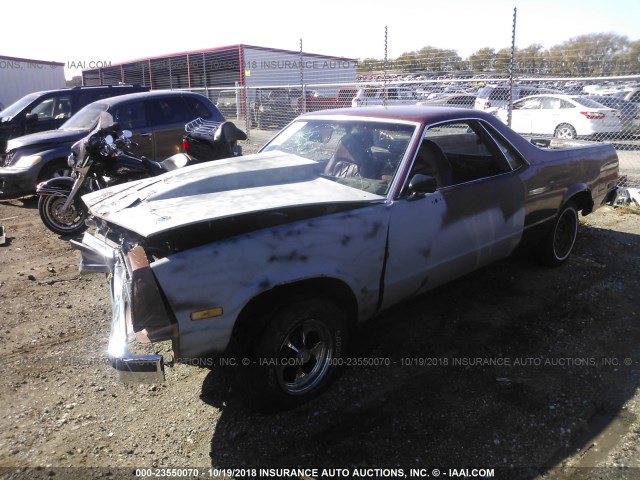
[422,120,522,186]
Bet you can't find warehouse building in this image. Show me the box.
[0,55,65,109]
[81,44,357,96]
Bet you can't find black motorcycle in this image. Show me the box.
[36,113,246,235]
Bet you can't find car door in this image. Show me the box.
[146,96,197,159]
[532,97,563,135]
[110,100,154,158]
[381,120,526,309]
[510,97,541,134]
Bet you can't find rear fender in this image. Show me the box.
[561,183,594,215]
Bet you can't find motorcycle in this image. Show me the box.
[36,113,247,236]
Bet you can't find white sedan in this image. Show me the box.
[496,94,622,139]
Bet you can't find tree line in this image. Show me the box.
[357,33,640,77]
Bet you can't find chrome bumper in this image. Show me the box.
[69,231,117,274]
[71,232,165,383]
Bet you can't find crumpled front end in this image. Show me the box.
[71,231,178,383]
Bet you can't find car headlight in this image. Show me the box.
[13,154,42,168]
[68,153,76,167]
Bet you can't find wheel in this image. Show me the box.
[554,123,577,139]
[37,160,72,183]
[38,194,88,236]
[242,293,348,411]
[536,201,578,266]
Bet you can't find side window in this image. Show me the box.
[184,97,218,120]
[518,97,542,110]
[112,102,147,129]
[147,97,192,126]
[489,88,509,101]
[53,95,72,119]
[30,97,56,120]
[541,97,561,109]
[560,99,574,109]
[421,121,513,186]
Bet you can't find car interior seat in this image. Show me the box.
[325,131,375,178]
[411,139,452,188]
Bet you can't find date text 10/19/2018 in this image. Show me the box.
[135,467,496,478]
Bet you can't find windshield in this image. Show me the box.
[61,103,108,131]
[260,118,416,196]
[0,93,40,120]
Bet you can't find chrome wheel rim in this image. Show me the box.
[556,127,575,139]
[276,319,333,395]
[46,196,84,231]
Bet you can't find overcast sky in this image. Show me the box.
[3,0,639,79]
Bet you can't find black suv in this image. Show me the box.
[251,88,306,129]
[0,85,149,152]
[0,91,224,198]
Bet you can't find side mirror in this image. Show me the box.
[408,174,438,197]
[25,113,38,124]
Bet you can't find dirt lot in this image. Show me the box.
[1,191,640,480]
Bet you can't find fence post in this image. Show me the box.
[300,38,306,113]
[508,7,517,127]
[383,25,388,107]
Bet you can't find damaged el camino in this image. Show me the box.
[73,106,619,410]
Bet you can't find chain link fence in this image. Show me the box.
[82,36,640,177]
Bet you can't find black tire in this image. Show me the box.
[536,201,578,266]
[38,194,88,236]
[241,293,348,412]
[554,123,577,139]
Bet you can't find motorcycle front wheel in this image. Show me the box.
[38,194,88,236]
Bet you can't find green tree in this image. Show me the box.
[468,48,497,73]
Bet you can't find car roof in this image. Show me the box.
[97,90,206,106]
[18,85,146,97]
[302,105,498,123]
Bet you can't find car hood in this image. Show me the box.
[6,129,87,152]
[82,151,385,238]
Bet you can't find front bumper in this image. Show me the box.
[0,166,37,198]
[71,232,171,384]
[108,256,165,383]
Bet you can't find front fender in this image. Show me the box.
[36,176,74,195]
[25,145,73,176]
[150,205,390,359]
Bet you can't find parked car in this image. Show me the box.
[417,93,476,109]
[352,85,417,107]
[617,87,640,105]
[586,95,640,136]
[0,84,149,153]
[215,89,239,118]
[251,88,307,129]
[0,90,224,198]
[496,94,622,139]
[74,106,619,411]
[474,84,557,111]
[298,87,359,113]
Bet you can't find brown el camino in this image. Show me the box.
[73,106,619,411]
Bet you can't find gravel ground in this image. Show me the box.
[1,192,640,480]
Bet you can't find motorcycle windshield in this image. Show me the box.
[72,112,115,167]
